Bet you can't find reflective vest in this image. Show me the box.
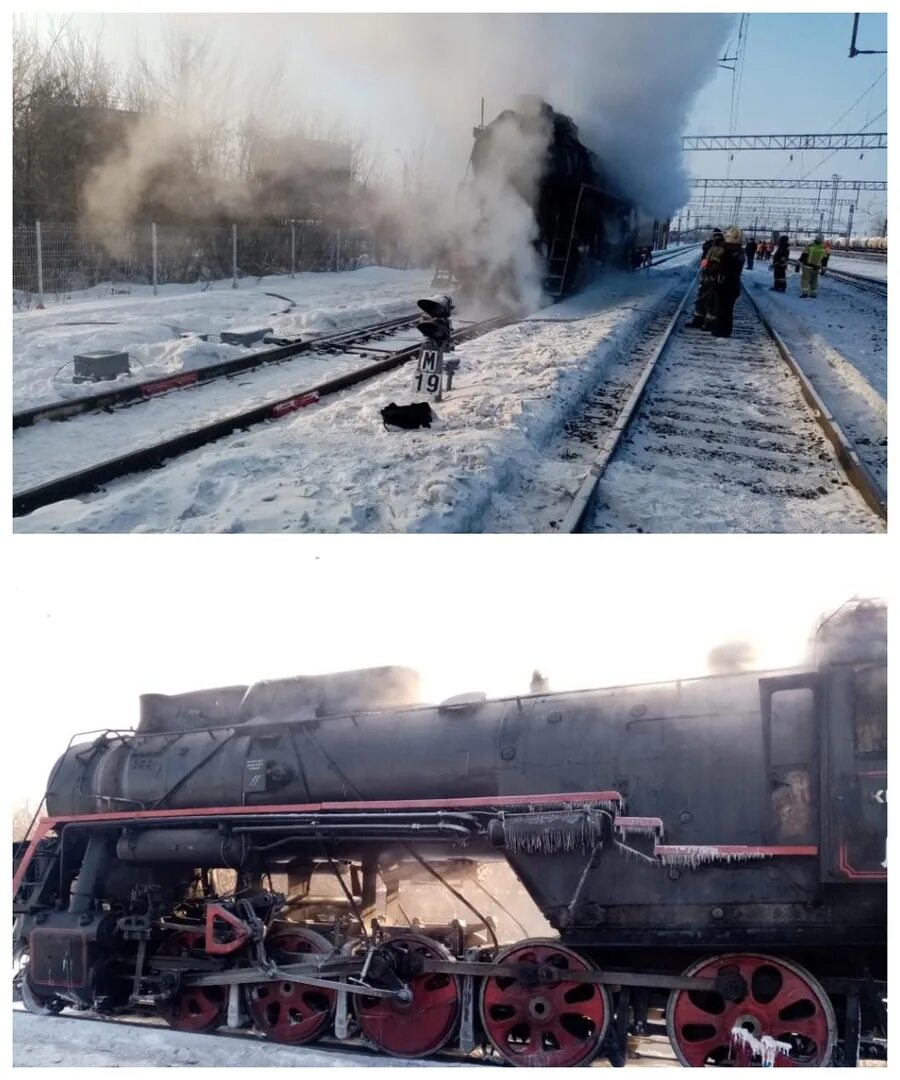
[805,242,827,268]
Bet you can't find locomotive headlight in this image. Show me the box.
[417,295,454,319]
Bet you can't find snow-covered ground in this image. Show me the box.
[13,267,432,413]
[14,253,701,533]
[741,262,887,489]
[16,246,881,534]
[12,1011,458,1067]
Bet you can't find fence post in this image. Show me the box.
[151,222,158,296]
[35,219,45,309]
[290,221,296,279]
[335,228,341,272]
[232,223,238,289]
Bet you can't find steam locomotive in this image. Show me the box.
[443,99,669,301]
[14,602,886,1066]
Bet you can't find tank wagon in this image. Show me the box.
[450,99,668,300]
[14,602,886,1066]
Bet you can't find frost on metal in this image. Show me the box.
[655,845,770,869]
[730,1026,793,1066]
[614,816,665,839]
[502,810,607,854]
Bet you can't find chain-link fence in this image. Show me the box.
[12,221,393,307]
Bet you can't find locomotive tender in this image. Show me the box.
[14,602,886,1066]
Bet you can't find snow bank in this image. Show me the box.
[743,273,886,489]
[12,1011,460,1067]
[14,264,694,533]
[13,268,432,413]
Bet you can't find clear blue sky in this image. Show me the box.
[684,13,887,229]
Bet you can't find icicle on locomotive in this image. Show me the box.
[14,601,886,1065]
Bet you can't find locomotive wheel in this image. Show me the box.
[20,973,65,1016]
[156,930,228,1033]
[247,927,335,1044]
[666,953,837,1067]
[479,939,610,1067]
[353,933,460,1058]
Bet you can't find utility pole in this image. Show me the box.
[827,174,841,236]
[849,13,887,57]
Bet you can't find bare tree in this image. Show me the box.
[12,801,36,843]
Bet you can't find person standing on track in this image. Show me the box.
[706,226,746,337]
[799,234,829,298]
[744,236,758,270]
[771,235,790,292]
[688,228,724,329]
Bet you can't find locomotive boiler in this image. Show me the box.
[14,601,886,1066]
[461,98,668,298]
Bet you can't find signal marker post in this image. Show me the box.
[412,294,456,404]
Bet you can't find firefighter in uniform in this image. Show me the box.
[688,228,724,329]
[799,234,829,298]
[771,235,790,292]
[706,226,745,337]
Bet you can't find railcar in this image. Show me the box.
[13,601,886,1066]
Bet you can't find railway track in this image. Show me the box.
[567,278,885,533]
[787,258,887,298]
[12,312,512,519]
[482,276,884,533]
[12,312,424,430]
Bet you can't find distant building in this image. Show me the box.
[253,137,353,221]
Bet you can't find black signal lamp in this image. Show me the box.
[416,295,454,319]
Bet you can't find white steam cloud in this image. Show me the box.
[78,14,732,304]
[301,13,733,214]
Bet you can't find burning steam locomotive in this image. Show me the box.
[14,601,885,1066]
[443,99,669,301]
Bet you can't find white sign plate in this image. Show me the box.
[412,346,444,400]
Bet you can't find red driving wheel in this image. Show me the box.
[156,930,228,1033]
[479,939,610,1067]
[666,953,836,1067]
[247,926,336,1044]
[353,933,460,1058]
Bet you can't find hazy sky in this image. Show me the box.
[9,537,889,807]
[23,11,887,226]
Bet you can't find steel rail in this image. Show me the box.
[787,258,886,296]
[740,286,886,521]
[12,313,422,430]
[560,273,885,532]
[560,277,697,532]
[646,244,701,268]
[12,314,513,519]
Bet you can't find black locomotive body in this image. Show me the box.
[463,100,669,298]
[14,604,886,1066]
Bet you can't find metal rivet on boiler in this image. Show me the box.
[500,745,516,761]
[679,811,693,824]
